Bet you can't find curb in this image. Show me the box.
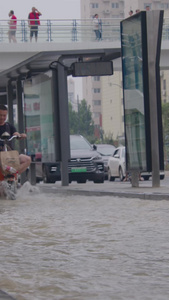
[39,186,169,201]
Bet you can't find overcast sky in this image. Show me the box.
[0,0,81,19]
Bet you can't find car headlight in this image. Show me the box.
[93,155,102,160]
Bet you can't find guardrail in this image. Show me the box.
[0,18,169,43]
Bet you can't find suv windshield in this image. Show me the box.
[70,135,92,150]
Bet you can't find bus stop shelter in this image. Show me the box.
[0,48,121,185]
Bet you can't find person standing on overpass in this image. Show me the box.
[28,7,42,42]
[93,14,101,41]
[8,10,17,43]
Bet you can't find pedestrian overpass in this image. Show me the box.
[1,16,169,72]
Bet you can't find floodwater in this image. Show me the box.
[0,182,169,300]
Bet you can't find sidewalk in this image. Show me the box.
[38,172,169,201]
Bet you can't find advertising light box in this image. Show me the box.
[120,12,164,172]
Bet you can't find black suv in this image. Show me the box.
[35,135,104,184]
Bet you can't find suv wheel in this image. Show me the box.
[143,176,150,181]
[77,179,86,184]
[119,167,124,181]
[43,166,55,183]
[94,177,104,183]
[108,169,115,181]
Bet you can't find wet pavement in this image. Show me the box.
[38,171,169,201]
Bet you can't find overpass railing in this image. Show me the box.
[0,18,169,43]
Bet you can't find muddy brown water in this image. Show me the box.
[0,182,169,300]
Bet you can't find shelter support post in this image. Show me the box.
[131,171,139,187]
[53,63,70,186]
[16,78,27,185]
[6,81,14,125]
[51,69,61,162]
[57,63,70,186]
[29,163,36,185]
[147,11,162,187]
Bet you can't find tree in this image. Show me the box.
[68,102,78,134]
[69,99,94,140]
[162,103,169,140]
[77,99,94,137]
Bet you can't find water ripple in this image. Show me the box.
[0,191,169,299]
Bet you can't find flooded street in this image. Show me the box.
[0,183,169,300]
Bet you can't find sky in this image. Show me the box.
[0,0,81,19]
[0,0,83,99]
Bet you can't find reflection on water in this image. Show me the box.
[0,182,169,300]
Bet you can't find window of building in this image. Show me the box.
[91,3,99,9]
[112,3,119,8]
[94,88,100,93]
[161,3,169,9]
[93,112,100,118]
[155,3,161,9]
[119,13,124,18]
[93,76,100,81]
[163,79,166,90]
[93,100,101,106]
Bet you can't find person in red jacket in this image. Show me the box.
[8,10,17,43]
[28,7,42,42]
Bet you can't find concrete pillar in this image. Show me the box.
[131,171,139,187]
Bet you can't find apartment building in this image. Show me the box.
[101,71,123,140]
[68,78,76,111]
[80,0,169,141]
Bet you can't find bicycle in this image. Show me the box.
[0,132,20,200]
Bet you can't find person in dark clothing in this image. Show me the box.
[0,105,31,174]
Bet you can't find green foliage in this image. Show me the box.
[162,103,169,140]
[69,102,78,134]
[103,134,115,145]
[95,133,114,145]
[69,99,94,139]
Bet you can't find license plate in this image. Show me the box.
[71,167,87,173]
